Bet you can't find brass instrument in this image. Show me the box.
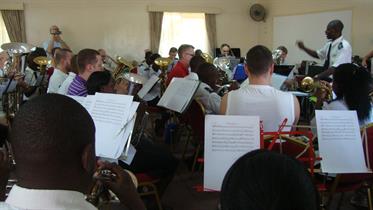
[300,76,332,101]
[122,73,147,96]
[112,56,133,80]
[33,56,50,95]
[213,57,231,85]
[272,49,284,65]
[201,53,213,64]
[154,57,172,94]
[1,42,34,120]
[87,168,138,208]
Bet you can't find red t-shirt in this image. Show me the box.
[166,61,189,86]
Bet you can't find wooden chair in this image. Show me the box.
[136,173,163,210]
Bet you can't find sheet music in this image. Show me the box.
[137,75,158,99]
[271,73,288,90]
[157,77,200,113]
[119,144,137,165]
[316,110,369,173]
[204,115,260,191]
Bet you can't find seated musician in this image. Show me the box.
[167,47,178,72]
[166,44,194,86]
[315,63,373,126]
[67,49,103,96]
[0,94,145,210]
[98,49,116,71]
[220,45,300,131]
[16,48,48,99]
[220,149,319,210]
[194,63,221,114]
[297,20,351,80]
[276,46,288,65]
[231,57,247,84]
[42,25,71,57]
[184,55,206,81]
[58,54,78,95]
[47,49,73,93]
[218,43,235,58]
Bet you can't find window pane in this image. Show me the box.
[159,12,209,57]
[0,14,10,51]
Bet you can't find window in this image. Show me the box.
[159,12,209,57]
[0,14,10,51]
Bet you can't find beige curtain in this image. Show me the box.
[149,11,163,53]
[205,14,217,55]
[1,10,26,42]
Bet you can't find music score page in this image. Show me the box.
[204,115,260,191]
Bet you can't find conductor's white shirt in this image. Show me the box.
[317,36,352,68]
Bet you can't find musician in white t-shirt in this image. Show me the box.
[220,45,300,132]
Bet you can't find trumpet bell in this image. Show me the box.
[122,73,147,85]
[1,42,34,55]
[201,53,213,64]
[154,57,172,69]
[116,56,133,69]
[300,76,314,92]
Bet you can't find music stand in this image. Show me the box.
[274,65,295,76]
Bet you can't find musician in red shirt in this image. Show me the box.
[166,44,194,85]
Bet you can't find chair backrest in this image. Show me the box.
[184,100,205,143]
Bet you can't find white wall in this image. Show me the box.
[257,0,373,57]
[0,0,260,61]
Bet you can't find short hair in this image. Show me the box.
[11,94,95,168]
[328,19,344,32]
[149,53,161,63]
[87,70,113,95]
[55,48,72,65]
[70,54,79,74]
[77,49,99,73]
[145,51,153,60]
[277,46,288,54]
[220,43,231,49]
[169,47,177,53]
[178,44,194,59]
[197,62,217,83]
[51,47,61,58]
[221,149,319,210]
[245,45,273,76]
[190,55,206,73]
[195,49,203,56]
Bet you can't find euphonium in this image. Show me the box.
[300,76,332,101]
[154,57,172,94]
[112,56,133,81]
[1,42,34,120]
[213,57,231,85]
[201,53,213,64]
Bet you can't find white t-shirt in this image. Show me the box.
[57,72,76,95]
[317,36,352,68]
[226,85,295,132]
[47,68,68,93]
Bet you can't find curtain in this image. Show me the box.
[149,11,163,53]
[1,10,26,43]
[205,14,217,55]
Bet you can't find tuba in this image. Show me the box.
[1,42,34,121]
[154,57,172,94]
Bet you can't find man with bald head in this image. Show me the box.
[0,94,146,209]
[43,25,70,56]
[297,19,351,79]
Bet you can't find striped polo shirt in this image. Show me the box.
[67,75,87,96]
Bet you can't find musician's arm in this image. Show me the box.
[293,96,300,131]
[297,41,319,59]
[220,93,228,115]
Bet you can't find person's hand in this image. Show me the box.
[314,80,331,103]
[296,41,305,50]
[0,147,10,201]
[362,58,368,68]
[228,81,239,91]
[96,161,145,210]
